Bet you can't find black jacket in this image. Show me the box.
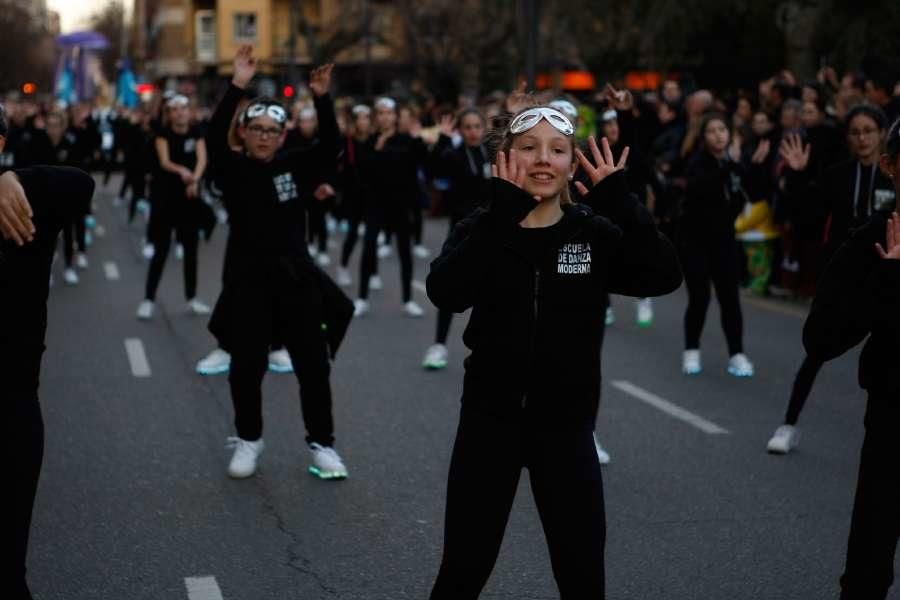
[429,134,491,222]
[682,151,751,244]
[206,84,352,357]
[426,172,682,424]
[0,166,95,398]
[803,212,900,393]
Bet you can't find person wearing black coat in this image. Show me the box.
[335,104,374,288]
[0,155,95,599]
[802,117,900,600]
[767,105,895,455]
[425,106,682,599]
[680,113,766,378]
[206,45,352,481]
[421,108,491,371]
[352,96,428,318]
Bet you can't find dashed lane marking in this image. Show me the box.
[185,576,224,600]
[103,261,120,281]
[611,380,730,435]
[124,338,151,377]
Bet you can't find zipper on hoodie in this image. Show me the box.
[523,268,541,408]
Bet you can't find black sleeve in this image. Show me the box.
[586,171,683,297]
[869,260,900,341]
[802,226,877,361]
[426,178,531,312]
[206,84,244,169]
[14,166,95,219]
[311,93,340,184]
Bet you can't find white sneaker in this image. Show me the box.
[353,298,370,317]
[227,437,265,478]
[605,306,615,326]
[63,268,79,285]
[593,432,611,465]
[403,300,424,317]
[75,253,89,270]
[187,298,212,315]
[369,274,383,291]
[142,243,155,260]
[136,299,155,321]
[308,443,348,480]
[422,343,448,370]
[307,243,318,258]
[767,424,800,455]
[175,243,184,261]
[377,244,392,259]
[268,349,294,373]
[682,349,701,375]
[316,252,332,267]
[337,266,352,287]
[635,298,653,327]
[196,348,231,375]
[413,244,431,259]
[727,353,755,377]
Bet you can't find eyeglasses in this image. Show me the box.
[848,127,879,138]
[509,107,574,136]
[244,103,287,125]
[247,124,283,138]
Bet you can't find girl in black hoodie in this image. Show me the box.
[426,106,682,600]
[680,113,767,377]
[421,108,491,370]
[803,117,900,600]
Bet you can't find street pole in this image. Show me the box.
[524,0,537,90]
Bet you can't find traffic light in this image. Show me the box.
[283,85,295,99]
[22,83,36,95]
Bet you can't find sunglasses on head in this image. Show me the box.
[166,95,189,108]
[509,107,574,137]
[244,103,287,125]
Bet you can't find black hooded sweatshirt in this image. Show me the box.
[803,211,900,393]
[205,84,352,357]
[426,171,682,425]
[0,166,95,398]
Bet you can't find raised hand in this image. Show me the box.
[491,149,528,192]
[875,212,900,260]
[232,45,257,89]
[0,171,33,245]
[438,114,454,137]
[505,80,531,114]
[313,183,335,201]
[779,133,811,171]
[603,83,634,112]
[309,63,334,97]
[751,138,771,164]
[573,136,629,196]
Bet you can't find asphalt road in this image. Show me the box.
[27,174,899,599]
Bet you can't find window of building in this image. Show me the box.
[233,12,257,43]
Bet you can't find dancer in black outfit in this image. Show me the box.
[207,45,352,480]
[680,113,767,378]
[803,117,900,600]
[421,108,490,370]
[336,104,374,288]
[426,105,681,599]
[0,145,95,598]
[352,97,427,318]
[118,108,153,223]
[767,105,893,454]
[136,94,210,321]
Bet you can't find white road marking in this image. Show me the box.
[412,280,427,294]
[103,261,120,281]
[124,338,151,377]
[184,576,223,600]
[610,380,729,435]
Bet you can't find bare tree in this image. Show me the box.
[88,0,126,82]
[0,0,56,93]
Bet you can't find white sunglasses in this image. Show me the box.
[244,103,287,124]
[509,107,574,136]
